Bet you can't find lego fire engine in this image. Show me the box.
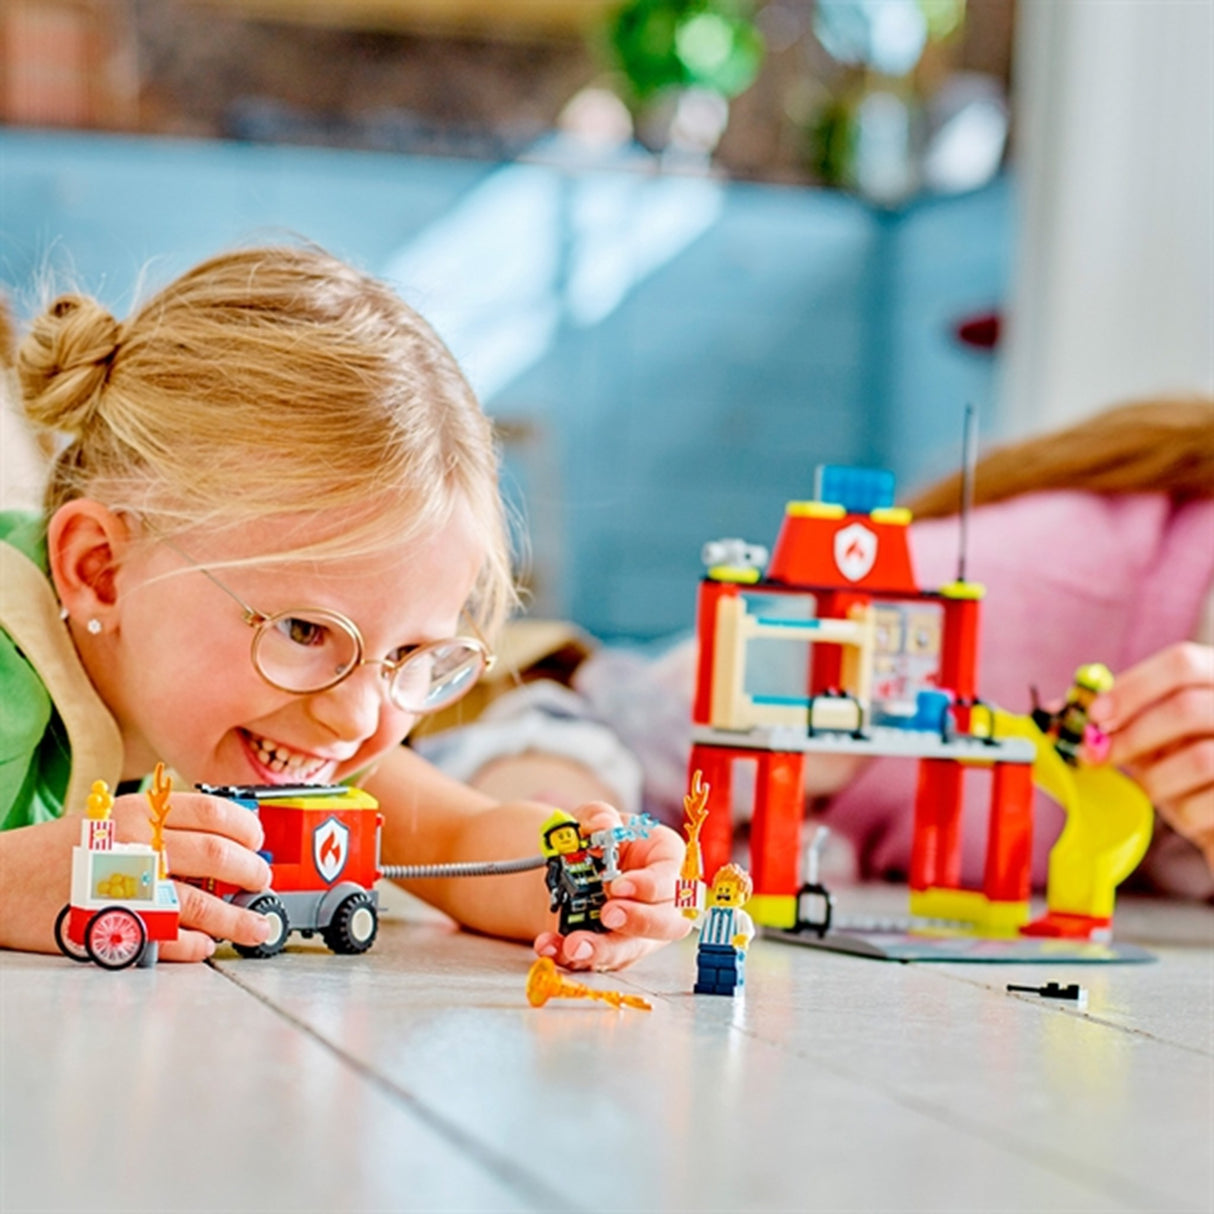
[195,783,384,957]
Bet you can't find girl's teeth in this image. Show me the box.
[248,735,327,779]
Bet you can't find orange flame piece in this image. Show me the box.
[525,957,652,1012]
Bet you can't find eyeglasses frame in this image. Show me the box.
[151,533,496,713]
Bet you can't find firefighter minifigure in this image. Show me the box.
[1032,662,1115,767]
[541,810,609,935]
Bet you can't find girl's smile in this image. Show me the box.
[238,729,341,784]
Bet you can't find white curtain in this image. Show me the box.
[1000,0,1214,436]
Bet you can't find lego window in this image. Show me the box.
[740,591,818,704]
[90,853,157,902]
[870,600,943,723]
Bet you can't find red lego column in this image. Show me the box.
[984,762,1034,903]
[688,743,736,882]
[692,581,741,725]
[910,758,965,891]
[749,749,806,905]
[938,595,982,727]
[807,590,872,695]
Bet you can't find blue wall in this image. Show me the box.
[0,129,1011,639]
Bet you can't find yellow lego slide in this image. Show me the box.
[991,711,1153,924]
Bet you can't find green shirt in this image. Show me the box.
[0,511,122,828]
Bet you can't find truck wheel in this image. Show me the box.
[322,891,378,955]
[54,905,90,962]
[234,894,290,958]
[85,907,147,970]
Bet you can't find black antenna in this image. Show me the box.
[957,403,977,583]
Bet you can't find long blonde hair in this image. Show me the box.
[16,245,516,634]
[906,398,1214,519]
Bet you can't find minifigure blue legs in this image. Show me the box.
[695,941,746,996]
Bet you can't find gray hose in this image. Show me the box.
[381,855,546,880]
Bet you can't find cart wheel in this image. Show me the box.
[85,907,147,970]
[54,905,90,963]
[322,891,378,955]
[234,894,290,958]
[137,942,159,968]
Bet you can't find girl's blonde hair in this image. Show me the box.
[906,397,1214,519]
[16,245,516,635]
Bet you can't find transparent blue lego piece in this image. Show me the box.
[814,465,896,514]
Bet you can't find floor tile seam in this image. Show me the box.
[207,960,579,1214]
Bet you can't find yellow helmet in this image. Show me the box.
[1073,662,1114,694]
[540,810,580,856]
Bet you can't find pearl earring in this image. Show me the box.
[86,618,103,635]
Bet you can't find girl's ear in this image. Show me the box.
[47,501,133,627]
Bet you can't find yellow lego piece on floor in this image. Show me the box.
[909,888,1028,936]
[746,893,798,930]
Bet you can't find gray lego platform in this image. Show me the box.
[692,723,1037,763]
[766,925,1155,964]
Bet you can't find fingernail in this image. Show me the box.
[537,942,558,958]
[252,917,272,942]
[1089,694,1112,721]
[601,906,626,929]
[203,938,217,957]
[569,940,594,962]
[611,878,636,898]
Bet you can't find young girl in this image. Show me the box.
[422,399,1214,898]
[0,244,687,970]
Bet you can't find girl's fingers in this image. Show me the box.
[542,928,656,972]
[1093,643,1214,732]
[586,935,658,972]
[113,791,265,852]
[158,929,219,963]
[1127,740,1214,812]
[608,857,681,904]
[600,897,692,942]
[164,829,272,894]
[173,882,273,948]
[156,792,267,852]
[1108,686,1214,767]
[574,802,623,834]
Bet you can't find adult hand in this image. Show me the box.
[1089,643,1214,867]
[534,801,690,972]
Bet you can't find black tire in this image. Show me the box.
[322,891,378,955]
[85,907,147,970]
[234,894,290,958]
[54,904,90,963]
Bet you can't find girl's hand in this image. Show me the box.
[1089,643,1214,868]
[534,801,691,972]
[110,790,274,961]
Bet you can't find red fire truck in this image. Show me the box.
[196,783,384,958]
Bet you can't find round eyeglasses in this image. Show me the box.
[156,537,495,715]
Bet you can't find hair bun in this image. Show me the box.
[17,294,121,436]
